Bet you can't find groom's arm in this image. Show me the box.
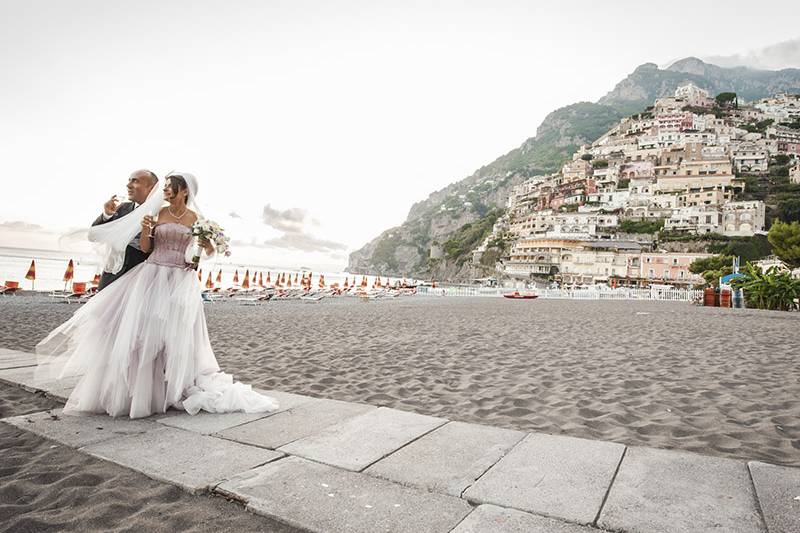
[92,202,133,226]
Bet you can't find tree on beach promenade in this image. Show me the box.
[768,221,800,269]
[689,255,734,286]
[732,263,800,311]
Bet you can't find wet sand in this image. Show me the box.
[1,294,798,467]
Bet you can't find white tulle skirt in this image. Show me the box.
[35,261,278,419]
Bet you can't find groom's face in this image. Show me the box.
[127,170,157,204]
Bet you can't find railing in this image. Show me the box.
[417,286,703,301]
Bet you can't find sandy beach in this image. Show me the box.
[1,294,798,470]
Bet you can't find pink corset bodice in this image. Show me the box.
[146,223,193,268]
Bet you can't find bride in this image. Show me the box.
[36,172,278,419]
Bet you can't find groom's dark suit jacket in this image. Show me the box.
[92,202,150,291]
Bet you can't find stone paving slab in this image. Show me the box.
[0,350,38,370]
[748,461,800,533]
[218,397,375,449]
[156,389,315,435]
[157,409,273,435]
[279,406,447,472]
[82,425,283,493]
[156,389,320,436]
[1,408,156,447]
[46,387,73,402]
[463,433,625,525]
[216,455,473,533]
[253,388,318,410]
[0,364,81,393]
[0,348,32,357]
[598,447,763,533]
[452,504,603,533]
[365,420,525,497]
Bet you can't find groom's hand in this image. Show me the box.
[103,195,120,216]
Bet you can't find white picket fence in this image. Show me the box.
[417,286,703,302]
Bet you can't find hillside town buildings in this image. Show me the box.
[477,84,800,287]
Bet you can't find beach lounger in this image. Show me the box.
[63,282,89,303]
[0,281,21,295]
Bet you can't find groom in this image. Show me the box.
[93,169,159,291]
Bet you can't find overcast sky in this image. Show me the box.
[1,0,798,270]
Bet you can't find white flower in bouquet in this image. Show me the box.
[190,218,232,269]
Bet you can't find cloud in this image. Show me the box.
[0,220,45,231]
[228,211,242,219]
[262,204,310,233]
[703,38,800,71]
[261,233,348,253]
[255,204,348,253]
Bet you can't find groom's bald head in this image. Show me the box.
[128,169,158,204]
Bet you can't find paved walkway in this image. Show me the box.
[1,347,797,533]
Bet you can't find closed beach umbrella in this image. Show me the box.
[242,269,250,289]
[266,272,271,284]
[206,272,214,289]
[216,270,222,284]
[294,273,299,284]
[344,277,349,288]
[92,273,101,286]
[281,273,286,284]
[233,270,240,284]
[258,272,264,287]
[319,275,325,288]
[198,269,202,281]
[63,259,75,290]
[25,260,36,290]
[287,274,292,287]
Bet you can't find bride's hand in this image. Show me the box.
[199,236,214,255]
[141,215,155,231]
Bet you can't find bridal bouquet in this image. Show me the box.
[190,219,231,269]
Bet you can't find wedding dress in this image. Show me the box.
[36,222,278,419]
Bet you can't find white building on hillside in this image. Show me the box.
[732,142,769,174]
[721,201,765,237]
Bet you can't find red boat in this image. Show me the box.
[503,291,539,300]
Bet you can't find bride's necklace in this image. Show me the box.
[168,204,188,220]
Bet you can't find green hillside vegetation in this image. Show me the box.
[442,209,503,266]
[737,154,800,225]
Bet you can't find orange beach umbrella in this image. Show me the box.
[63,259,74,291]
[25,260,36,289]
[206,272,214,289]
[233,270,239,284]
[198,268,203,281]
[216,270,222,284]
[63,259,74,282]
[266,272,271,284]
[92,273,101,286]
[242,269,250,289]
[258,272,264,287]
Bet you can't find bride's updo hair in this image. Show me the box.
[165,174,189,199]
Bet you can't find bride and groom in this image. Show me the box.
[36,170,278,419]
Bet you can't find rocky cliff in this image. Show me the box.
[348,58,800,279]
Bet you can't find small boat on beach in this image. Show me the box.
[503,291,538,300]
